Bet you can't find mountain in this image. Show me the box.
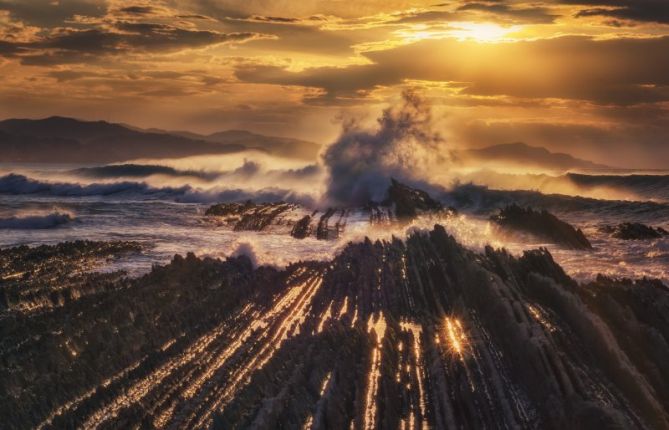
[458,142,611,172]
[169,129,321,160]
[0,117,320,163]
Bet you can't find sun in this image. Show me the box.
[449,22,519,43]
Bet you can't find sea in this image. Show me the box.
[1,161,668,284]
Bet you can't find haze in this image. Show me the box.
[1,0,668,168]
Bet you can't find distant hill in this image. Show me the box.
[156,128,321,160]
[0,117,321,163]
[457,142,610,172]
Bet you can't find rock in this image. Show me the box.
[0,240,142,311]
[290,215,312,239]
[205,201,295,232]
[599,222,669,240]
[384,178,444,220]
[205,180,453,240]
[204,200,255,217]
[491,204,592,250]
[2,229,669,429]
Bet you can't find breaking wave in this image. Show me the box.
[72,161,322,182]
[323,90,449,206]
[0,174,315,206]
[568,173,669,201]
[0,212,75,229]
[71,164,220,181]
[0,173,188,197]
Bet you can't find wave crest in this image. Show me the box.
[0,174,315,206]
[0,212,74,229]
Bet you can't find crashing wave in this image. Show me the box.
[0,212,75,229]
[71,164,221,181]
[0,173,315,206]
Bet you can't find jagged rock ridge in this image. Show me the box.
[1,228,668,429]
[600,222,669,240]
[205,180,455,240]
[491,204,592,250]
[0,240,141,312]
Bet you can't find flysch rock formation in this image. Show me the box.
[599,222,669,240]
[491,204,593,250]
[1,226,668,429]
[205,180,457,240]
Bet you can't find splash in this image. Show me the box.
[323,90,449,206]
[229,241,260,268]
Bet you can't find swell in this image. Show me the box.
[70,162,321,182]
[0,174,315,206]
[71,164,220,181]
[0,212,74,229]
[567,173,669,200]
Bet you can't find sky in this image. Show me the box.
[0,0,668,168]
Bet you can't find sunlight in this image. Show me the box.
[449,22,519,42]
[444,317,468,359]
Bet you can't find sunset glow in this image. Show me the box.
[1,2,669,429]
[449,22,520,42]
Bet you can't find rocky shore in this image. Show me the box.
[1,228,667,429]
[491,204,593,250]
[0,240,142,312]
[600,222,669,240]
[204,180,455,241]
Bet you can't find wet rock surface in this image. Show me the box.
[384,178,445,219]
[600,222,669,240]
[205,180,453,240]
[491,204,593,250]
[290,215,313,239]
[1,228,668,429]
[205,201,297,232]
[0,240,142,312]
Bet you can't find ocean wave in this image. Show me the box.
[0,173,189,197]
[568,173,669,200]
[444,183,669,223]
[0,173,315,206]
[71,164,220,181]
[71,162,322,184]
[0,212,74,229]
[176,187,316,206]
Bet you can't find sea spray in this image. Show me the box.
[323,90,449,206]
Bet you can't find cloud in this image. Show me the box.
[0,0,105,27]
[236,35,669,106]
[562,0,669,24]
[455,2,558,23]
[0,23,267,65]
[118,6,158,16]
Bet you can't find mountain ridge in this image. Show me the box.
[458,141,611,172]
[0,116,321,163]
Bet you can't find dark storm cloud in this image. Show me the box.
[0,40,24,56]
[0,0,105,27]
[0,23,265,65]
[46,69,102,82]
[250,15,302,23]
[562,0,669,24]
[118,6,158,16]
[455,2,558,23]
[235,35,669,105]
[394,2,556,24]
[393,10,458,23]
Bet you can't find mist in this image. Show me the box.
[322,90,450,206]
